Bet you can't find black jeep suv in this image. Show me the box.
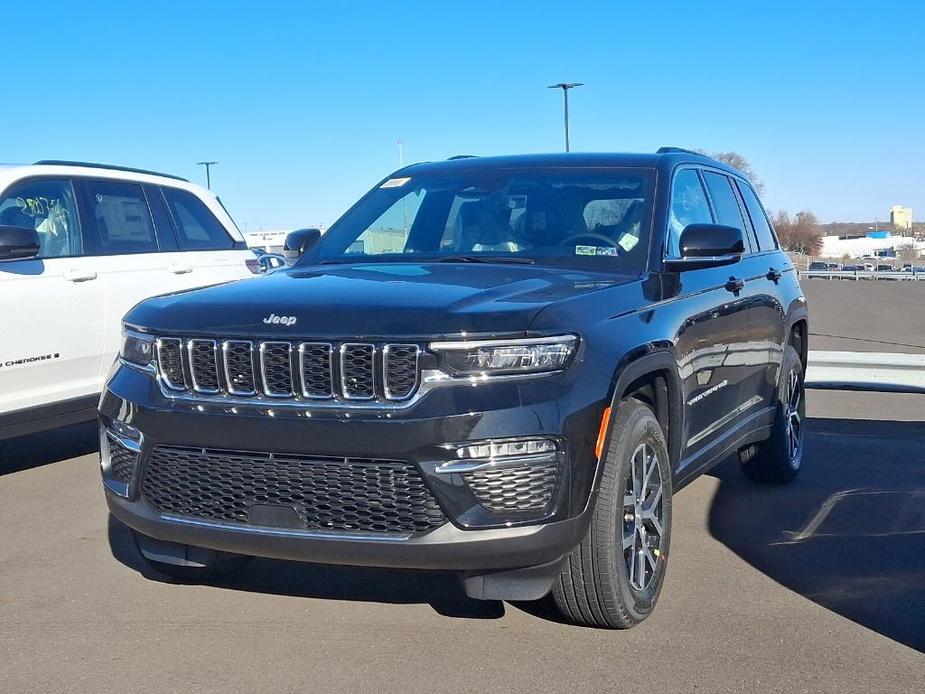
[101,150,808,628]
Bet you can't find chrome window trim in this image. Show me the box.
[382,343,420,401]
[187,339,221,394]
[259,341,295,398]
[222,340,257,396]
[340,343,377,400]
[155,337,187,390]
[298,342,334,399]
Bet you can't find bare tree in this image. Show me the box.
[774,209,822,255]
[695,150,766,196]
[899,244,920,264]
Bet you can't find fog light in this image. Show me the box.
[455,438,557,460]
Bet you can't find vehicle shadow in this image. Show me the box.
[707,415,925,652]
[106,514,505,621]
[0,421,98,476]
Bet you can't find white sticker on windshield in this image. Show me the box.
[575,245,617,256]
[380,177,411,188]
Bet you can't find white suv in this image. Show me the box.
[0,161,258,440]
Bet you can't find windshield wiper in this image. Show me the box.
[435,255,535,265]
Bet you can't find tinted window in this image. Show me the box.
[83,180,157,255]
[667,169,713,258]
[0,178,81,258]
[703,172,747,230]
[161,187,233,250]
[736,181,778,251]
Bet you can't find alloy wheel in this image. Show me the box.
[786,367,804,466]
[622,442,665,591]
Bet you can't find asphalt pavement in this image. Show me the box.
[1,389,922,693]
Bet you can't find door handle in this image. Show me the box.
[725,276,745,293]
[64,269,98,283]
[767,267,783,282]
[169,264,193,275]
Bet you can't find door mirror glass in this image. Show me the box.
[284,228,321,262]
[0,225,41,261]
[664,224,744,272]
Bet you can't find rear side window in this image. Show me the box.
[0,178,81,258]
[667,169,713,258]
[82,180,158,255]
[703,172,747,230]
[736,181,778,251]
[161,187,233,250]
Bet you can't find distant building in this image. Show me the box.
[890,205,912,230]
[820,232,923,258]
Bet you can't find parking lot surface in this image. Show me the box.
[1,390,923,693]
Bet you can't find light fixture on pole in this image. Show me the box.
[196,161,218,189]
[547,82,583,152]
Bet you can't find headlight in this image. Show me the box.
[120,329,155,368]
[430,335,577,377]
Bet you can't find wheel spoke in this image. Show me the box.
[623,493,636,509]
[635,545,646,587]
[642,542,657,577]
[622,527,635,550]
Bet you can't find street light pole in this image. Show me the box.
[547,82,583,152]
[196,161,218,189]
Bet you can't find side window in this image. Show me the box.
[702,172,751,252]
[161,187,233,250]
[667,169,713,258]
[82,180,158,255]
[736,181,778,251]
[0,178,81,258]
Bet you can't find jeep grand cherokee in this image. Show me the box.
[100,149,808,628]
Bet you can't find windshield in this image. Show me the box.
[300,167,656,271]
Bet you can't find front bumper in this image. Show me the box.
[100,361,608,574]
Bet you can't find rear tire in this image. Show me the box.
[132,530,251,581]
[739,344,805,484]
[551,398,672,628]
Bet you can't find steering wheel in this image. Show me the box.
[558,232,622,252]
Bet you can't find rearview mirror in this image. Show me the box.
[0,225,40,261]
[664,224,744,272]
[284,228,321,263]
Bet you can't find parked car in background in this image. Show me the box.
[0,161,259,440]
[100,149,809,629]
[876,264,894,272]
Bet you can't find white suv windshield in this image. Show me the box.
[302,168,655,271]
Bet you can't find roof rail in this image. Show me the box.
[32,160,189,182]
[655,147,704,156]
[446,154,478,160]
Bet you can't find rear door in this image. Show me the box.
[0,177,105,415]
[667,168,754,465]
[75,178,169,379]
[157,185,252,288]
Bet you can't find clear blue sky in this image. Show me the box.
[2,1,922,230]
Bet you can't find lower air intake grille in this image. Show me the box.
[141,446,446,534]
[462,460,559,513]
[108,440,138,484]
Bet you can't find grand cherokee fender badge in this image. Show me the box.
[262,313,297,326]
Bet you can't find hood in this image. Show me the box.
[125,262,639,339]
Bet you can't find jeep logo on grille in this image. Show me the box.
[262,313,297,326]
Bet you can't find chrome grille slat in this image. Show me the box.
[383,344,419,400]
[188,339,220,393]
[340,343,376,400]
[299,342,334,398]
[223,340,256,396]
[260,341,295,397]
[155,338,186,390]
[155,337,418,404]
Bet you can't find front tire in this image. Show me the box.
[739,344,805,484]
[552,398,672,628]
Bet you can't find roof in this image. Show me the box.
[399,150,741,178]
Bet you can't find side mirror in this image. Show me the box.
[284,228,321,263]
[664,224,744,272]
[0,225,40,261]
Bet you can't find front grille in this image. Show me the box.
[155,337,421,403]
[463,460,559,513]
[141,446,446,534]
[108,439,138,484]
